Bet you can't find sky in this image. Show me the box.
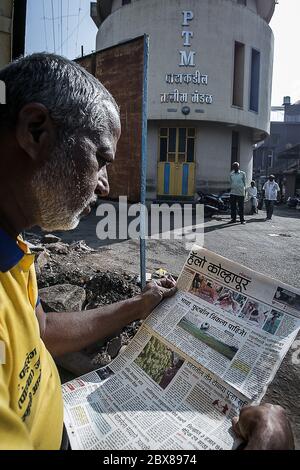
[270,0,300,105]
[25,0,97,60]
[25,0,300,106]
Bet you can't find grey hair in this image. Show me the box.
[0,52,119,135]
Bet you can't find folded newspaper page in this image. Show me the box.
[63,247,300,450]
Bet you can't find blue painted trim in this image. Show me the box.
[0,228,24,273]
[164,164,171,195]
[182,164,189,196]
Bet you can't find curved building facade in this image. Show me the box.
[91,0,276,199]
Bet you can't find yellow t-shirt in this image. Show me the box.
[0,230,63,450]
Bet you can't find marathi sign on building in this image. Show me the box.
[160,11,213,106]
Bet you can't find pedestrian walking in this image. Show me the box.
[263,175,280,221]
[247,181,258,215]
[229,162,246,224]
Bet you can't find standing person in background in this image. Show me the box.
[263,175,280,221]
[229,162,246,225]
[247,181,258,215]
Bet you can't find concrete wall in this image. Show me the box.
[195,124,232,193]
[195,125,253,193]
[111,1,261,17]
[285,174,297,199]
[239,128,254,185]
[246,0,257,14]
[96,0,274,141]
[146,122,159,200]
[0,0,13,68]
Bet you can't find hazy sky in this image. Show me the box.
[25,0,97,60]
[25,0,299,106]
[270,0,300,105]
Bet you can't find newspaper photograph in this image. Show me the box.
[63,246,300,450]
[173,247,300,400]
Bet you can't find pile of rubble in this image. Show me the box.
[26,232,142,375]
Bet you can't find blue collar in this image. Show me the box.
[0,228,25,273]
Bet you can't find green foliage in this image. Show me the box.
[135,336,173,384]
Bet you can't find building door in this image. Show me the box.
[157,127,195,197]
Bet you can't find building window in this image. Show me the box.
[232,41,245,108]
[122,0,131,5]
[159,128,195,163]
[268,151,274,169]
[231,131,240,166]
[270,134,280,146]
[249,49,261,112]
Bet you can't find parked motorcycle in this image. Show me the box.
[197,191,230,217]
[287,195,300,210]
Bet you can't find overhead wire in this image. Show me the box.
[51,0,56,53]
[75,0,82,57]
[43,14,77,20]
[60,0,63,55]
[60,10,89,54]
[42,0,48,51]
[66,0,70,57]
[56,0,60,55]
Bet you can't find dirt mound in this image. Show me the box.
[26,232,142,375]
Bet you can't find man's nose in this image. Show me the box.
[96,167,110,197]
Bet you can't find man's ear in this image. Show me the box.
[15,103,55,163]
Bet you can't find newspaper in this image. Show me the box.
[63,247,300,450]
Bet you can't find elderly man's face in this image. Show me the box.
[31,99,121,231]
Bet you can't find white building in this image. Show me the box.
[91,0,276,200]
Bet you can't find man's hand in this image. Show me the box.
[37,276,177,357]
[140,276,177,319]
[232,404,295,450]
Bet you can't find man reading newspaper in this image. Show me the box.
[63,247,298,451]
[0,54,295,450]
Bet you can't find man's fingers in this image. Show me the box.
[161,285,178,298]
[157,276,177,289]
[164,278,177,288]
[232,416,244,440]
[232,416,238,427]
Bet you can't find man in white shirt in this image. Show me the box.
[229,162,247,224]
[247,181,258,215]
[263,175,280,220]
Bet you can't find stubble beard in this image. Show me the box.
[30,139,97,231]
